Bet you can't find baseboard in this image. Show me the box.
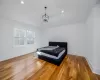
[85,57,100,75]
[85,57,93,71]
[92,67,100,75]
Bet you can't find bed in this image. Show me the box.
[37,42,68,65]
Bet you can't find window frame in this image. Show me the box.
[13,28,35,47]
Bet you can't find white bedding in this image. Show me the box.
[38,46,59,51]
[37,50,65,59]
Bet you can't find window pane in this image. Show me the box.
[14,38,19,45]
[19,38,24,45]
[14,28,26,38]
[19,30,26,37]
[27,38,34,44]
[27,30,34,38]
[15,29,20,37]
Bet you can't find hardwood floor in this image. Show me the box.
[0,53,99,80]
[95,74,100,80]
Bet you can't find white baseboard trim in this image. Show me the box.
[92,67,100,75]
[85,57,100,75]
[85,57,93,71]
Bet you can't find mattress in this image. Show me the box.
[38,46,59,51]
[37,50,65,59]
[37,46,65,57]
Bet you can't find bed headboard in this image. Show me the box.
[49,41,68,54]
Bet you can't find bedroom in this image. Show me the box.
[0,0,100,80]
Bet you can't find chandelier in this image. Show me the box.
[42,6,49,22]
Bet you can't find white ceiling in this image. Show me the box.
[0,0,98,27]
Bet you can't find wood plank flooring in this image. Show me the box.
[95,74,100,80]
[0,53,99,80]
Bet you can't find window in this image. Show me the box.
[14,28,35,46]
[26,30,35,44]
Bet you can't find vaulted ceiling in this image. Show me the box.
[0,0,98,27]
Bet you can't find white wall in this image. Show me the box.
[0,18,41,61]
[41,23,88,57]
[86,4,100,74]
[86,8,95,69]
[93,5,100,74]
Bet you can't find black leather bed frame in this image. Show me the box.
[38,42,68,66]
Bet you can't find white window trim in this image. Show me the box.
[13,28,35,47]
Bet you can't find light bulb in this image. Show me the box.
[61,10,64,13]
[21,0,24,4]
